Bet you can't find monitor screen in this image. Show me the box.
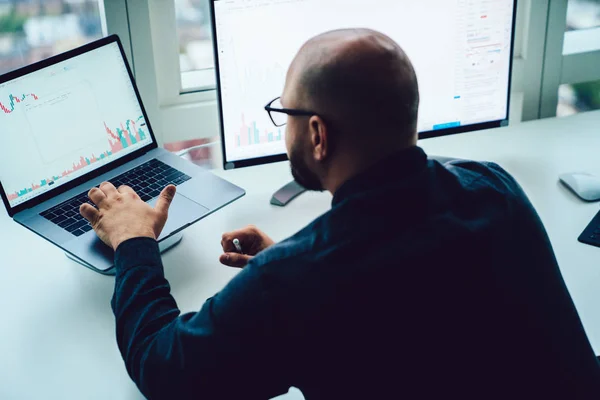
[0,41,154,209]
[213,0,516,168]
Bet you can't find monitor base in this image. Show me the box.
[65,233,184,275]
[270,180,307,207]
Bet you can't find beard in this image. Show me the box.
[289,143,324,192]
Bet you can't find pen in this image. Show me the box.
[233,238,243,253]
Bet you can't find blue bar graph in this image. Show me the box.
[433,121,461,130]
[235,116,286,148]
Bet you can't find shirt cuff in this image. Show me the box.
[114,237,162,273]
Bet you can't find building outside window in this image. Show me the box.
[558,0,600,117]
[0,0,106,76]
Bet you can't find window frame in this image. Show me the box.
[539,0,600,118]
[104,0,134,66]
[126,0,218,146]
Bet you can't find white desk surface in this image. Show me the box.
[1,110,600,399]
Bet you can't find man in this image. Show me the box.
[81,29,600,399]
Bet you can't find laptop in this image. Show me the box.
[0,35,245,274]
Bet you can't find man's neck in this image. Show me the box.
[325,142,417,195]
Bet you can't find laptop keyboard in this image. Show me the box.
[578,210,600,248]
[39,159,191,237]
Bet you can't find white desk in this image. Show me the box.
[1,110,600,399]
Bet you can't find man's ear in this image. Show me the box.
[309,115,328,162]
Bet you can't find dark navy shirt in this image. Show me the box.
[113,146,600,399]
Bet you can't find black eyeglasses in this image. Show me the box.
[265,97,316,127]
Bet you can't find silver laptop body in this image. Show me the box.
[0,35,245,274]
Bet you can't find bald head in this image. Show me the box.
[286,29,419,146]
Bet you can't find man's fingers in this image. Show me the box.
[219,253,253,268]
[99,181,118,197]
[221,236,241,252]
[117,185,139,198]
[221,226,257,251]
[88,187,106,206]
[154,185,176,215]
[79,203,99,225]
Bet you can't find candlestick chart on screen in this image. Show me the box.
[3,90,148,202]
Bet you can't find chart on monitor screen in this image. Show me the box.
[214,0,515,163]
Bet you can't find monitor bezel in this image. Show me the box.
[211,0,518,170]
[0,34,159,217]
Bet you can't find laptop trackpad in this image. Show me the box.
[149,193,209,241]
[71,193,209,271]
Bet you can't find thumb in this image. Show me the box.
[220,252,253,268]
[155,185,176,215]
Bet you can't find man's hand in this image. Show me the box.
[79,182,176,250]
[220,225,275,268]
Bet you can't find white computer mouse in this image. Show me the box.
[559,172,600,201]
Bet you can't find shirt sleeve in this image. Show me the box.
[112,237,291,400]
[457,161,600,393]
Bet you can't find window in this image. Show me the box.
[175,0,215,92]
[566,0,600,31]
[136,0,600,153]
[558,80,600,117]
[557,0,600,117]
[164,137,220,169]
[0,0,107,76]
[564,0,600,55]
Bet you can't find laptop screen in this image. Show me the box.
[0,41,154,209]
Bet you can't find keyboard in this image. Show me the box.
[40,159,191,237]
[578,210,600,248]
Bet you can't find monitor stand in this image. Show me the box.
[65,233,184,275]
[270,180,307,207]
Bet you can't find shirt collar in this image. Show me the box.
[332,146,428,207]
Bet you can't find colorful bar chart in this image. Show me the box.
[0,93,39,114]
[6,115,148,202]
[235,114,283,148]
[105,116,147,154]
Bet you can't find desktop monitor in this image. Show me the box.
[211,0,517,170]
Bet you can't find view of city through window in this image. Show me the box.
[0,0,105,76]
[566,0,600,30]
[558,0,600,117]
[175,0,214,90]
